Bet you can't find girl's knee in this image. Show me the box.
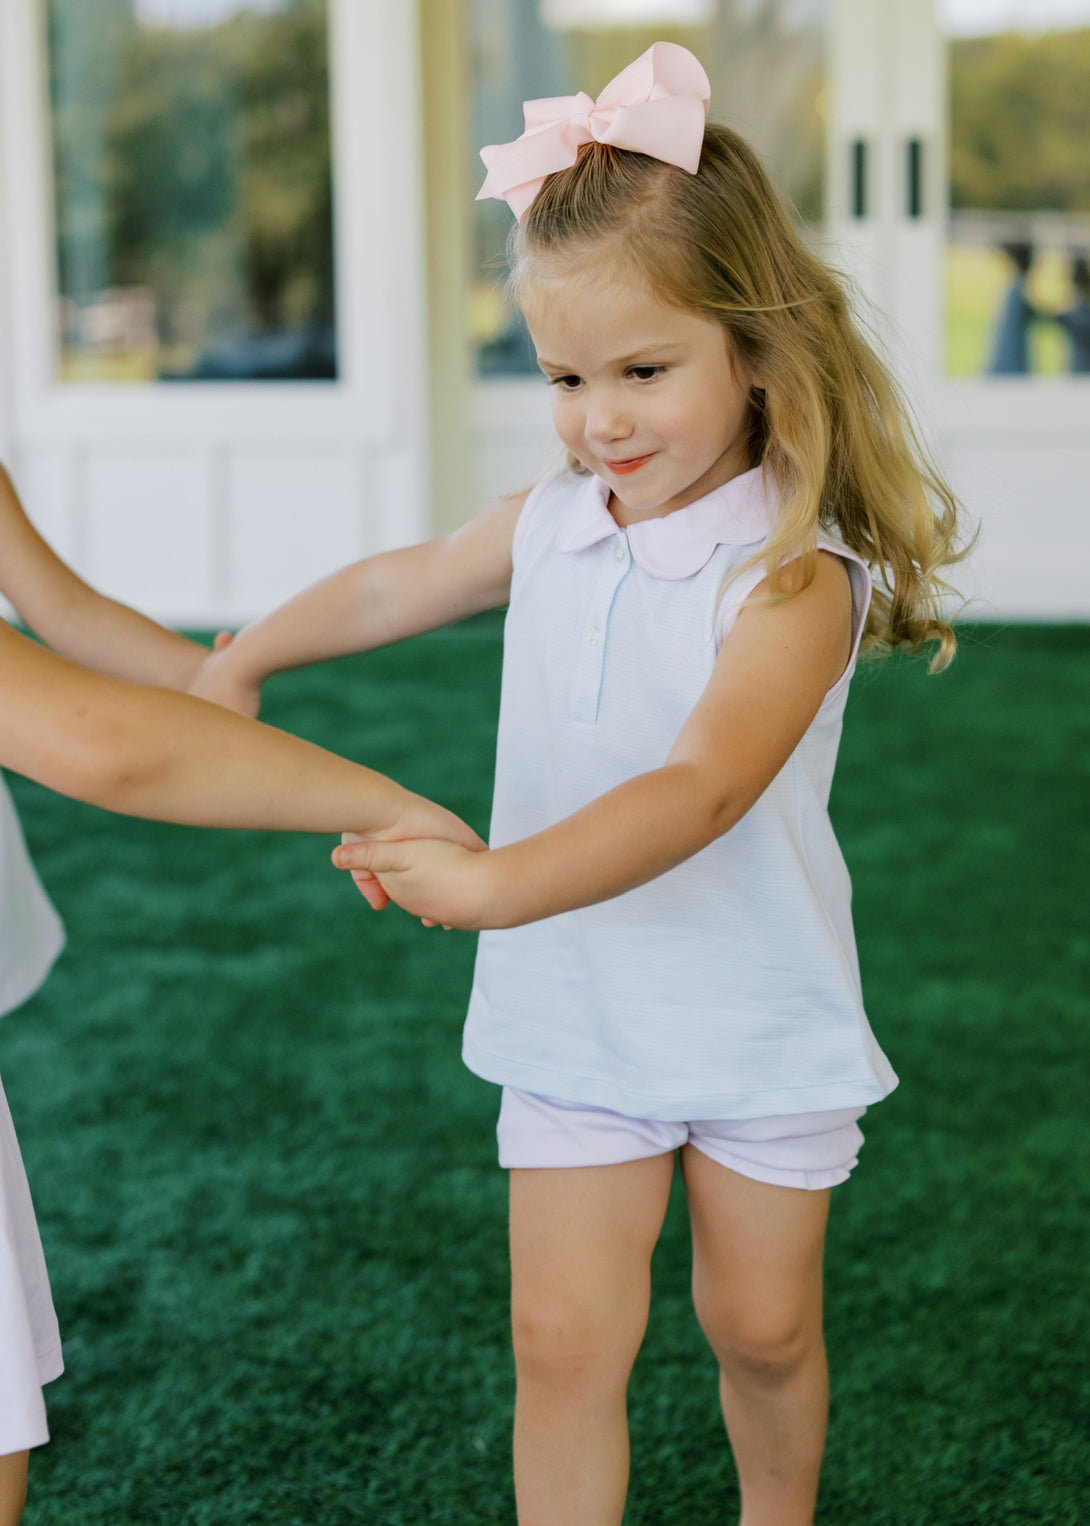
[512,1300,640,1397]
[696,1300,822,1386]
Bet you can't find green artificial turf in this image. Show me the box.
[2,615,1088,1525]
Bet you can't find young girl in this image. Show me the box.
[0,465,479,1525]
[195,42,964,1525]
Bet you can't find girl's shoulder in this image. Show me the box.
[715,518,873,685]
[511,464,586,562]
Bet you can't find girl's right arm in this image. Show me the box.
[0,619,482,853]
[192,491,526,716]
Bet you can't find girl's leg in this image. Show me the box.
[0,1451,28,1526]
[681,1145,830,1526]
[509,1153,675,1526]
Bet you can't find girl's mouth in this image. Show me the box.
[604,454,655,476]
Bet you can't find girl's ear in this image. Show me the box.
[744,352,767,391]
[729,341,765,393]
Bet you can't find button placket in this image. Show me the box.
[569,536,629,725]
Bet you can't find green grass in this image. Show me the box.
[2,614,1088,1524]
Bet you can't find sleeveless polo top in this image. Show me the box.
[462,466,897,1122]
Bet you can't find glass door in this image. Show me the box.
[935,0,1090,619]
[941,0,1090,378]
[46,0,338,385]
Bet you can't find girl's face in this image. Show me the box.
[523,264,756,525]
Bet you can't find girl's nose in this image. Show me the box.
[584,391,632,445]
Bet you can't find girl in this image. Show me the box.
[195,43,964,1526]
[0,465,479,1525]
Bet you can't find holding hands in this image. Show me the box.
[190,631,488,918]
[189,629,263,718]
[334,833,491,930]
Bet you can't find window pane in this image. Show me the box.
[941,0,1090,378]
[46,0,337,383]
[469,0,828,377]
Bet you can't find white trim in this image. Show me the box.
[934,381,1090,444]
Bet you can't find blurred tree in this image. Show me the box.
[229,0,335,333]
[106,24,244,333]
[48,0,137,304]
[950,28,1090,212]
[47,0,335,378]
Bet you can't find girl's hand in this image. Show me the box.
[332,835,491,930]
[189,632,263,718]
[338,796,487,921]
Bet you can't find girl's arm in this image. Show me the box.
[0,464,206,688]
[334,554,854,928]
[191,491,526,716]
[0,619,482,853]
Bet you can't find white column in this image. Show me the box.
[826,0,943,401]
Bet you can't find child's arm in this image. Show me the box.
[191,492,526,716]
[0,618,483,854]
[0,464,206,689]
[334,554,854,928]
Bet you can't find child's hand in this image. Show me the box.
[337,794,487,922]
[333,834,490,930]
[189,632,263,718]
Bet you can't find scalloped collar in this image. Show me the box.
[554,466,774,579]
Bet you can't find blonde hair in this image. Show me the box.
[509,126,968,669]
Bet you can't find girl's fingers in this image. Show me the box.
[350,871,390,911]
[212,629,234,651]
[333,839,407,875]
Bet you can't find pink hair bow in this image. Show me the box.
[476,41,711,221]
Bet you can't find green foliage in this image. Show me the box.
[950,29,1090,211]
[46,0,334,343]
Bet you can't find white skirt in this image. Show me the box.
[0,1074,62,1454]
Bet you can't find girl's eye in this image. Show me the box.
[629,365,664,381]
[550,374,582,390]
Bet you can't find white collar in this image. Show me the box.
[554,466,774,579]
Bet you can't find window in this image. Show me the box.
[942,0,1090,377]
[46,0,337,383]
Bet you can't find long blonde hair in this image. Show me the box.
[509,126,968,669]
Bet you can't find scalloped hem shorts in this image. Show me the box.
[497,1087,867,1190]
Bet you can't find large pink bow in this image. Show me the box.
[476,41,711,221]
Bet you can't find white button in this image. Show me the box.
[588,626,600,645]
[613,540,626,561]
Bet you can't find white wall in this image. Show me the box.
[934,386,1090,620]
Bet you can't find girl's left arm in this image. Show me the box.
[335,552,854,928]
[0,464,206,688]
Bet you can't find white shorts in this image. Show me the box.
[497,1087,867,1190]
[0,1074,63,1454]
